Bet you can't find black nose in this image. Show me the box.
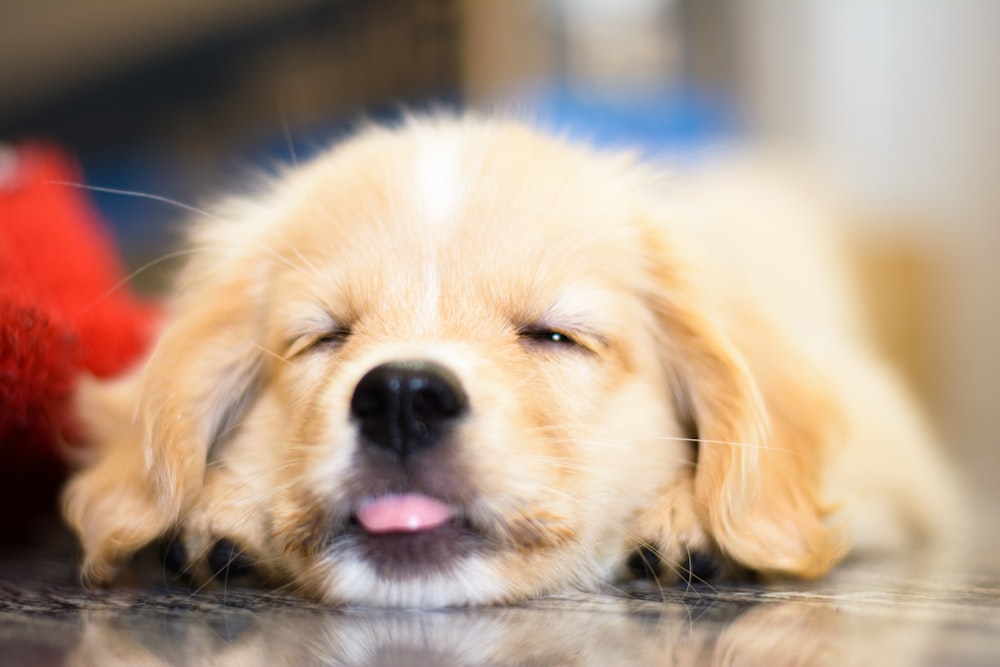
[350,360,468,458]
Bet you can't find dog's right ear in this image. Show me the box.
[63,220,270,584]
[636,219,848,581]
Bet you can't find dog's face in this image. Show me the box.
[64,118,844,606]
[204,122,689,605]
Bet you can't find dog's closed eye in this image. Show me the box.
[518,326,580,347]
[313,327,353,349]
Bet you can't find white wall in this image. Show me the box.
[734,0,1000,479]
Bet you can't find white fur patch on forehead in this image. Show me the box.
[411,132,463,227]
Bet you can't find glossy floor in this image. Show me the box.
[2,519,997,667]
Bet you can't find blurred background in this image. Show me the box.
[1,0,997,495]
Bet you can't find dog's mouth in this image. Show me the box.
[335,493,492,576]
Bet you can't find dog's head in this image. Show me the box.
[64,117,845,606]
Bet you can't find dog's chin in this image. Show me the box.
[320,554,516,608]
[315,524,516,608]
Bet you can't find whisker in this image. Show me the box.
[43,180,219,221]
[271,235,324,283]
[76,247,205,314]
[250,340,293,366]
[46,181,323,293]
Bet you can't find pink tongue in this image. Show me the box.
[356,494,454,533]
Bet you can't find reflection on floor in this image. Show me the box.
[1,525,997,667]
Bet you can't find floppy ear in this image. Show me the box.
[641,230,848,580]
[63,233,267,584]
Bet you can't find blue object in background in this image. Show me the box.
[530,84,741,157]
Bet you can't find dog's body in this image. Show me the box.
[63,116,960,606]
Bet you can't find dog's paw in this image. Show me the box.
[155,464,277,586]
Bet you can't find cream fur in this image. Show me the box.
[62,115,961,606]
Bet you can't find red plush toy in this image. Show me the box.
[0,143,159,543]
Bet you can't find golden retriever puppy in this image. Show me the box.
[62,116,960,607]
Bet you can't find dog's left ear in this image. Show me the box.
[63,219,269,584]
[640,227,848,580]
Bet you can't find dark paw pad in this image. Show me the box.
[158,538,188,575]
[626,547,663,579]
[208,539,254,580]
[681,551,721,584]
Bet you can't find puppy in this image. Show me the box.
[62,115,961,607]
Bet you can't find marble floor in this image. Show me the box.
[1,514,997,667]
